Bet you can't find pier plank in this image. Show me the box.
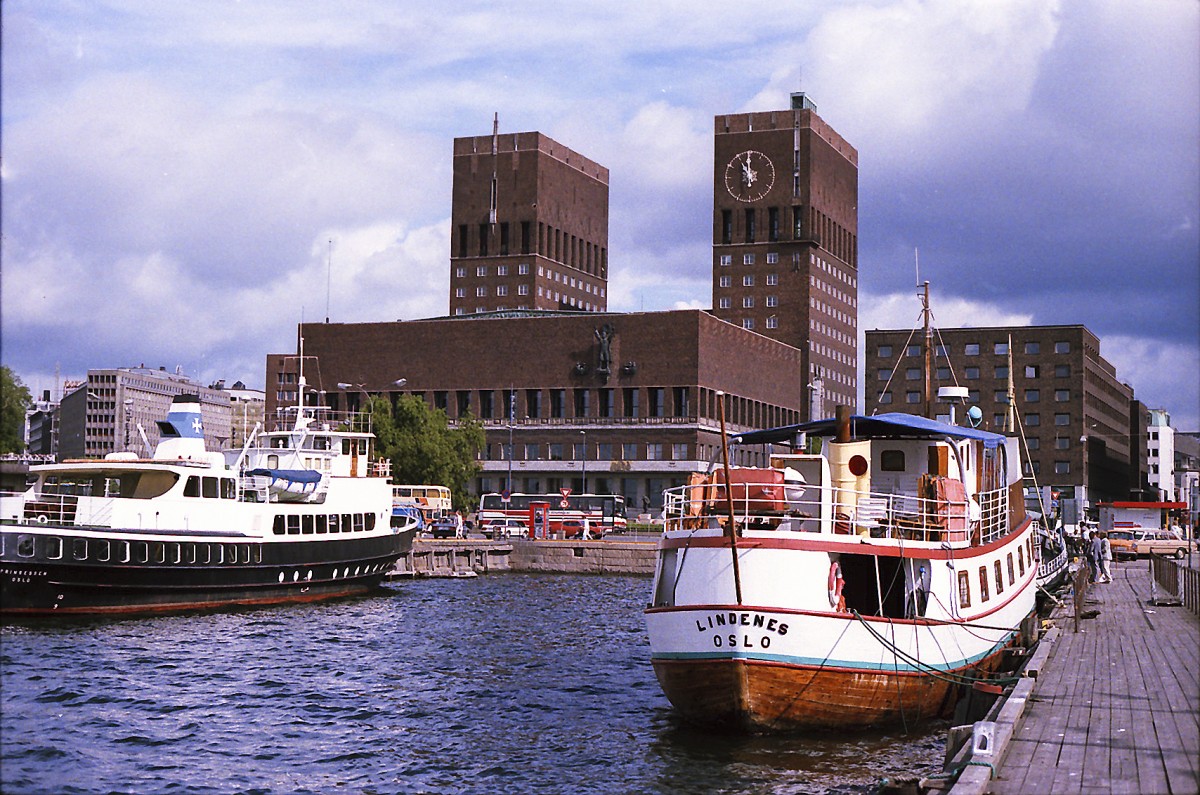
[984,559,1199,795]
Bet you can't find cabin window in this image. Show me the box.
[202,478,219,499]
[273,515,286,535]
[115,540,130,563]
[994,561,1004,594]
[211,545,223,564]
[151,542,165,564]
[225,544,238,563]
[312,436,331,451]
[353,514,365,533]
[286,515,301,535]
[45,536,63,560]
[268,454,280,468]
[957,571,971,608]
[251,545,262,564]
[73,538,88,561]
[1007,554,1015,585]
[328,514,340,533]
[978,567,990,602]
[316,515,327,534]
[343,514,353,533]
[222,479,236,499]
[366,513,376,532]
[302,515,315,534]
[183,543,197,564]
[1018,547,1025,575]
[185,477,200,497]
[95,540,111,562]
[880,451,906,472]
[198,544,211,564]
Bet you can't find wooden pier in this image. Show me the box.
[945,557,1199,794]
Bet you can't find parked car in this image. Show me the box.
[430,516,464,539]
[1107,530,1137,561]
[559,519,602,539]
[483,518,528,539]
[1132,530,1195,559]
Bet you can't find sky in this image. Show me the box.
[2,1,1198,429]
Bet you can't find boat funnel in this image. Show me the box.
[154,394,208,460]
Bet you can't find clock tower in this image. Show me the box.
[712,93,859,418]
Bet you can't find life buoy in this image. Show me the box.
[828,560,846,612]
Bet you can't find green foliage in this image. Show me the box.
[368,394,485,511]
[0,366,32,454]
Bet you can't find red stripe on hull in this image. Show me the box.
[651,651,1005,732]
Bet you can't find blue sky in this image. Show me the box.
[3,1,1197,429]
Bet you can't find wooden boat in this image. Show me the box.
[645,407,1039,731]
[0,392,416,616]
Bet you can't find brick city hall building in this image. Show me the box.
[266,94,859,512]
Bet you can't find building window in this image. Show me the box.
[906,392,921,404]
[599,388,614,417]
[1055,364,1071,377]
[1055,461,1070,474]
[936,367,950,380]
[1025,413,1041,427]
[623,388,639,418]
[672,443,689,460]
[455,288,465,298]
[742,275,755,287]
[574,388,590,417]
[719,255,732,266]
[905,344,921,357]
[879,392,893,404]
[525,443,541,460]
[965,366,980,380]
[742,296,755,308]
[766,252,779,264]
[743,253,755,266]
[1055,389,1070,402]
[476,286,486,297]
[518,284,529,295]
[766,316,778,329]
[965,343,980,356]
[719,275,732,288]
[518,262,530,275]
[766,273,778,285]
[906,368,921,380]
[496,285,508,297]
[1025,365,1039,378]
[1055,437,1070,450]
[877,345,893,358]
[718,297,731,309]
[1025,389,1040,403]
[1024,342,1040,354]
[455,267,466,278]
[596,443,612,460]
[622,442,638,460]
[646,443,663,461]
[994,342,1009,355]
[1055,341,1070,354]
[1054,413,1070,426]
[550,389,566,418]
[766,295,778,307]
[742,318,755,330]
[995,366,1009,379]
[476,265,487,277]
[549,444,564,461]
[497,264,509,276]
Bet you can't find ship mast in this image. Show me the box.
[921,281,933,419]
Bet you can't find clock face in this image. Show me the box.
[724,150,775,202]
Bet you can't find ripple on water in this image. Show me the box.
[2,575,947,794]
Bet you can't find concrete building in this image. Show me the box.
[449,126,609,316]
[712,93,859,417]
[57,367,232,460]
[268,310,805,511]
[1147,408,1176,500]
[863,324,1143,509]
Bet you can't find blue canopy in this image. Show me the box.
[248,468,324,484]
[730,412,1007,448]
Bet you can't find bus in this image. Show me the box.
[392,484,453,523]
[477,492,627,536]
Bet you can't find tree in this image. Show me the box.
[368,395,485,511]
[0,366,32,454]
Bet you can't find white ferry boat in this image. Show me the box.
[0,393,416,615]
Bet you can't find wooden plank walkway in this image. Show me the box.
[986,558,1199,794]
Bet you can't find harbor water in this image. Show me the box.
[1,574,947,794]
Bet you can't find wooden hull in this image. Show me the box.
[651,648,1005,732]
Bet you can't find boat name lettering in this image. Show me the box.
[694,612,788,636]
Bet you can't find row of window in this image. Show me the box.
[455,222,608,277]
[956,537,1034,608]
[883,366,1072,382]
[490,441,693,463]
[879,340,1072,359]
[272,512,377,535]
[9,533,262,566]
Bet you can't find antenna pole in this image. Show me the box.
[922,281,933,419]
[325,239,332,324]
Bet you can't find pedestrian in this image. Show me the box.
[1098,531,1113,583]
[1084,530,1098,583]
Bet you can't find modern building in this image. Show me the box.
[712,93,859,417]
[449,125,609,316]
[268,310,805,511]
[1147,408,1176,500]
[863,324,1144,509]
[56,367,232,460]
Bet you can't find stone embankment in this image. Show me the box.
[390,537,657,578]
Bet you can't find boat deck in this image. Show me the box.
[983,557,1199,794]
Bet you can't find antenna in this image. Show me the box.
[914,247,920,288]
[325,239,332,324]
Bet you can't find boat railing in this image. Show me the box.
[262,406,372,434]
[14,492,117,528]
[663,481,1010,546]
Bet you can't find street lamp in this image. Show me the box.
[580,429,587,494]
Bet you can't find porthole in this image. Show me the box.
[278,572,285,583]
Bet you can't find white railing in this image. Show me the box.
[663,481,1010,547]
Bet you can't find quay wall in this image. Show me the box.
[391,538,657,578]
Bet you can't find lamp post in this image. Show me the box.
[123,398,133,452]
[580,429,587,494]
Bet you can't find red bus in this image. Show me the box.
[477,492,627,536]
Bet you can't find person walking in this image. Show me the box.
[1098,530,1113,583]
[1084,530,1099,583]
